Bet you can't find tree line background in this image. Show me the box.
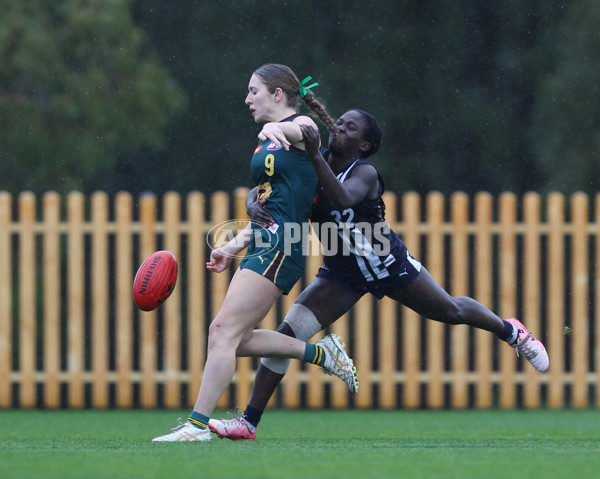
[1,0,598,200]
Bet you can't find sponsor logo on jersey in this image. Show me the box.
[383,254,396,267]
[267,142,283,151]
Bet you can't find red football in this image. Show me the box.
[133,250,178,311]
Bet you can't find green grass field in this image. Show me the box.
[0,409,598,479]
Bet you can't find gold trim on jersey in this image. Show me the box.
[257,181,272,200]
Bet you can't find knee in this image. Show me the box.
[207,317,238,351]
[446,296,478,325]
[206,320,223,350]
[276,321,296,337]
[281,303,323,341]
[442,297,469,325]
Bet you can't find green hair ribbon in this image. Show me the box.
[299,76,319,98]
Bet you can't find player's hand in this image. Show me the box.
[206,248,233,273]
[299,124,321,157]
[247,198,275,227]
[258,123,291,150]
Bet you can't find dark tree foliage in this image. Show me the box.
[0,0,185,195]
[3,0,595,198]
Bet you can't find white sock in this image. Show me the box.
[507,323,519,345]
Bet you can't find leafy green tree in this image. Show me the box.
[0,0,185,195]
[4,0,588,198]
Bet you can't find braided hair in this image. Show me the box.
[253,64,339,134]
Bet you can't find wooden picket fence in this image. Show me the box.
[0,189,598,410]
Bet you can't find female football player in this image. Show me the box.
[208,108,549,440]
[152,65,358,442]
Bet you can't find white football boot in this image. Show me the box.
[152,419,212,442]
[316,334,359,393]
[506,318,549,372]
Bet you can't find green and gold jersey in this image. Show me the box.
[247,117,318,266]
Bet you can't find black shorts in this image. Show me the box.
[316,250,421,299]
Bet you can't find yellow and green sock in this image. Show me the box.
[304,343,326,366]
[188,411,210,429]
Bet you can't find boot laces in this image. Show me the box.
[515,332,538,359]
[170,417,187,432]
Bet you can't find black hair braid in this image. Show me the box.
[302,93,339,134]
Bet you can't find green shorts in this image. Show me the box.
[239,247,304,295]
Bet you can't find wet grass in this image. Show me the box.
[0,409,598,478]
